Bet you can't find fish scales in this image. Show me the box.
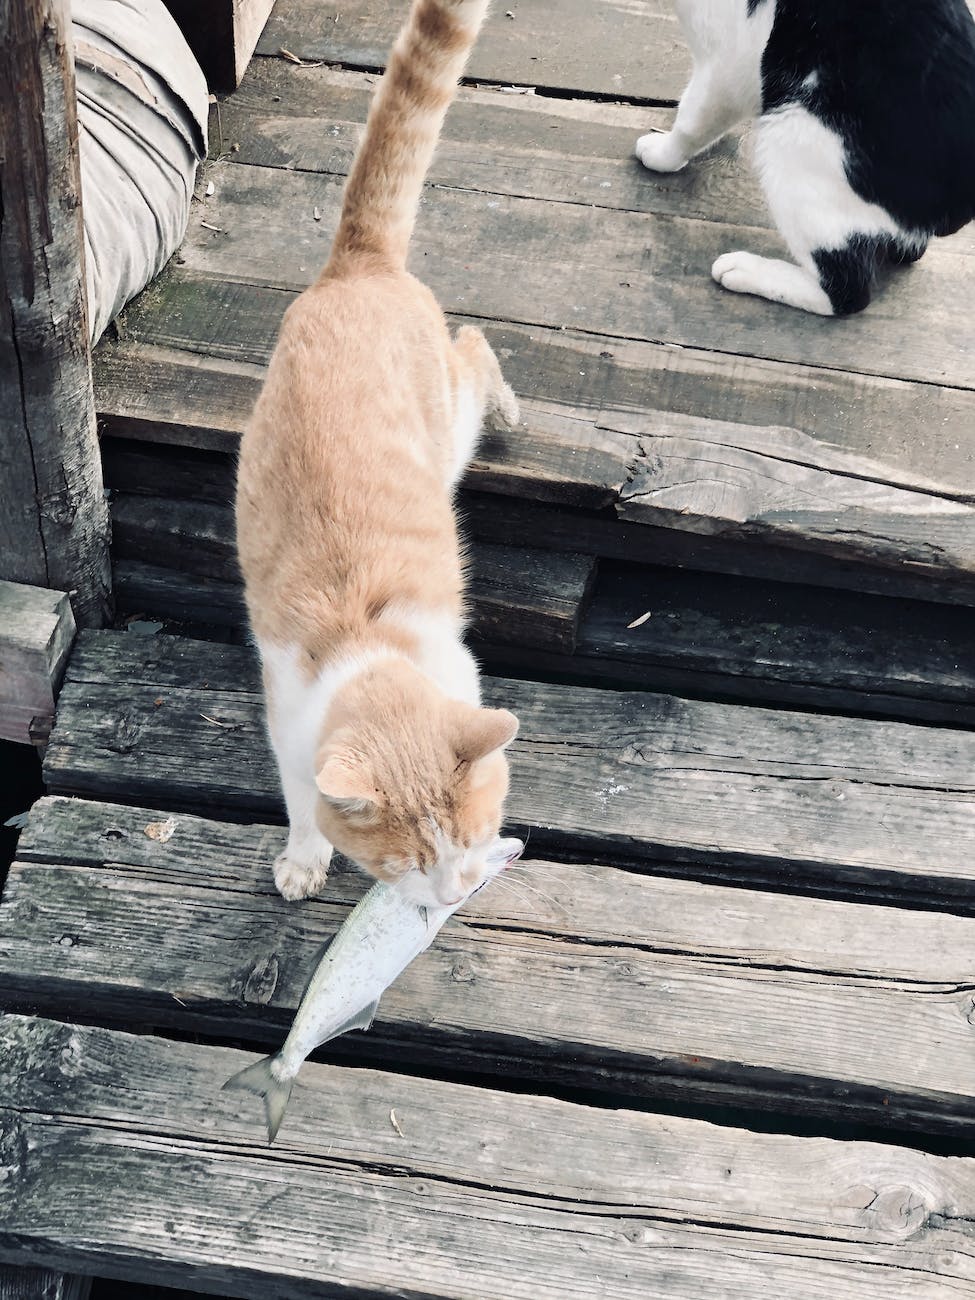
[224,837,523,1142]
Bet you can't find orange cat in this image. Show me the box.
[236,0,520,909]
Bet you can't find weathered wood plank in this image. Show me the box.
[8,801,975,1132]
[4,1017,972,1297]
[0,0,112,627]
[100,428,975,610]
[0,1269,90,1300]
[185,160,975,392]
[256,0,690,102]
[43,632,975,903]
[0,582,76,747]
[220,63,758,223]
[488,562,975,727]
[93,272,975,604]
[104,271,975,506]
[110,495,596,652]
[163,0,275,90]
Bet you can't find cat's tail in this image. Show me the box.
[222,1052,295,1145]
[325,0,490,272]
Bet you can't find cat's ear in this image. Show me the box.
[453,707,519,764]
[316,751,380,817]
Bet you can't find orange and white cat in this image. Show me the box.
[236,0,520,910]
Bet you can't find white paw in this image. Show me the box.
[274,848,332,901]
[712,250,834,315]
[712,250,761,294]
[635,132,688,174]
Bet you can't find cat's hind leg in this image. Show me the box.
[447,325,519,488]
[714,105,901,314]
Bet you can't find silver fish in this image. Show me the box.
[224,836,524,1142]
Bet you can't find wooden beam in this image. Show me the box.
[1,1015,973,1298]
[0,0,111,628]
[0,581,76,748]
[41,631,975,907]
[9,795,975,1132]
[162,0,276,91]
[0,1267,90,1300]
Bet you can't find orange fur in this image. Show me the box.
[235,0,520,908]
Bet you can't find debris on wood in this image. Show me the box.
[627,611,652,629]
[3,811,30,830]
[200,221,223,233]
[313,207,321,221]
[144,816,178,843]
[200,713,241,730]
[125,619,164,635]
[278,47,327,68]
[498,85,535,95]
[389,1108,405,1138]
[205,180,215,198]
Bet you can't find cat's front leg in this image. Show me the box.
[273,763,334,901]
[637,65,749,173]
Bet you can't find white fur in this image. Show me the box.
[261,642,398,900]
[447,383,484,489]
[377,601,482,705]
[635,0,918,313]
[636,0,772,172]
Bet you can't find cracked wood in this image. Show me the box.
[6,799,975,1130]
[42,631,975,904]
[0,1016,973,1297]
[0,0,111,627]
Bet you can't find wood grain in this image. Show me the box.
[0,1269,90,1300]
[94,272,975,604]
[255,0,690,102]
[185,160,975,391]
[163,0,275,90]
[0,0,112,627]
[109,494,597,652]
[7,801,975,1131]
[42,631,975,903]
[1,1016,973,1297]
[0,582,76,746]
[490,561,975,727]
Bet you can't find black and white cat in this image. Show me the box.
[637,0,975,314]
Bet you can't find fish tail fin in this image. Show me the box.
[223,1053,295,1145]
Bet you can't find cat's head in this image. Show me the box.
[315,662,519,908]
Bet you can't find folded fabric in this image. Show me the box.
[72,0,209,342]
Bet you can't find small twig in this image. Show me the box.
[279,46,328,68]
[200,220,223,233]
[627,610,652,629]
[389,1108,405,1138]
[200,712,240,729]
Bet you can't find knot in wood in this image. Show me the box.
[451,961,476,984]
[243,953,280,1005]
[864,1185,932,1237]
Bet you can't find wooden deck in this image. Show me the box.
[2,1,975,1296]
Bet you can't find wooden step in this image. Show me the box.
[90,63,975,607]
[3,1015,971,1298]
[256,0,690,101]
[108,492,596,653]
[103,470,975,724]
[7,795,975,1133]
[43,631,975,907]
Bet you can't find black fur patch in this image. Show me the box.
[760,0,975,235]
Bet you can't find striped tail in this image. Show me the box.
[326,0,490,272]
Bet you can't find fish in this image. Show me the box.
[223,836,524,1142]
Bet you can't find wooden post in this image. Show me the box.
[0,0,111,628]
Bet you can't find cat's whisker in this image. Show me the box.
[499,869,567,915]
